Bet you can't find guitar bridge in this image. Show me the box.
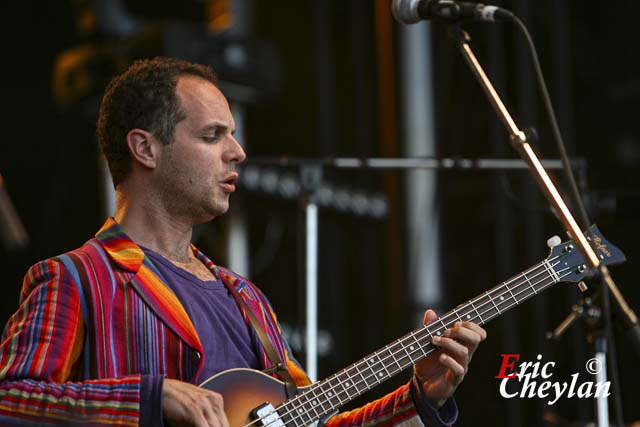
[251,402,286,427]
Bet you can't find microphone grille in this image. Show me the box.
[391,0,422,24]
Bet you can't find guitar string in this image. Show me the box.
[275,256,558,418]
[250,260,568,427]
[244,257,571,427]
[273,263,570,427]
[270,259,564,426]
[270,263,568,425]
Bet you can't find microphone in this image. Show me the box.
[392,0,513,24]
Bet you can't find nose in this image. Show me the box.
[224,136,247,164]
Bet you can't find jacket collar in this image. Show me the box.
[95,218,145,272]
[95,218,204,356]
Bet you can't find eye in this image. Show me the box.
[202,132,222,143]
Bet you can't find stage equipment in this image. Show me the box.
[239,164,389,220]
[391,11,639,425]
[392,0,512,24]
[247,155,579,387]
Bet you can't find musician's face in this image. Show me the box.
[156,76,246,223]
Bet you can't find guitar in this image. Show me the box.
[200,226,625,427]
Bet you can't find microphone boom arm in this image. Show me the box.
[447,25,640,351]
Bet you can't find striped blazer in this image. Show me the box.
[0,218,426,426]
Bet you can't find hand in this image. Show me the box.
[162,378,230,427]
[413,309,487,409]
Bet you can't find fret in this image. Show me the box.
[420,330,433,355]
[365,353,385,383]
[337,371,355,402]
[352,361,369,392]
[406,332,426,361]
[361,357,377,387]
[399,338,417,366]
[388,341,406,371]
[291,400,313,426]
[506,282,518,304]
[300,391,320,422]
[424,325,434,341]
[485,291,501,315]
[378,350,392,378]
[460,305,474,321]
[309,395,323,420]
[543,260,561,283]
[522,271,537,296]
[325,381,343,407]
[313,378,336,411]
[469,300,484,323]
[311,384,331,415]
[280,410,298,427]
[438,318,447,336]
[453,308,463,323]
[493,285,508,307]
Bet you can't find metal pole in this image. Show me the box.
[227,102,250,276]
[594,340,609,427]
[225,0,253,276]
[397,21,442,319]
[305,202,319,381]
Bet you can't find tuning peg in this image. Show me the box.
[547,235,562,249]
[577,281,588,292]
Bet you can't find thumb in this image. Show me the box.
[423,309,438,326]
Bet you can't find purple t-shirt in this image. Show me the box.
[142,246,262,381]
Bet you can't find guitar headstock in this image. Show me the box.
[547,225,626,284]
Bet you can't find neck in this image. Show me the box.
[114,187,196,263]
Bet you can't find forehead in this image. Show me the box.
[175,76,234,128]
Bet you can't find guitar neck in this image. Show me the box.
[277,256,568,426]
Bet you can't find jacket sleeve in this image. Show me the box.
[318,374,457,427]
[0,258,143,426]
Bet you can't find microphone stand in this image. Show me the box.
[446,25,640,427]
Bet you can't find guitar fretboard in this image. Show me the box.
[275,256,569,427]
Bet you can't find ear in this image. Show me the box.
[126,128,158,169]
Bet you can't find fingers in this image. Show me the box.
[423,309,438,325]
[456,321,488,341]
[423,309,487,348]
[447,322,486,348]
[427,315,487,377]
[203,393,229,427]
[432,335,469,373]
[162,378,230,427]
[433,324,484,356]
[437,352,466,378]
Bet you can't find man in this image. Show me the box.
[0,57,486,426]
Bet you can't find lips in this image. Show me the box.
[220,173,238,192]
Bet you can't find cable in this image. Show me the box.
[508,14,624,427]
[509,15,591,229]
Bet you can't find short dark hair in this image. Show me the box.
[97,57,218,188]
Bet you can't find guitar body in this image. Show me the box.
[200,368,309,427]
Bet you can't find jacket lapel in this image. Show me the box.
[95,218,203,353]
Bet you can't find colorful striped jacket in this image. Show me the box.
[0,218,433,426]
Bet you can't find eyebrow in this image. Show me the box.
[199,123,236,134]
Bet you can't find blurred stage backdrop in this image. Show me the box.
[0,1,639,426]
